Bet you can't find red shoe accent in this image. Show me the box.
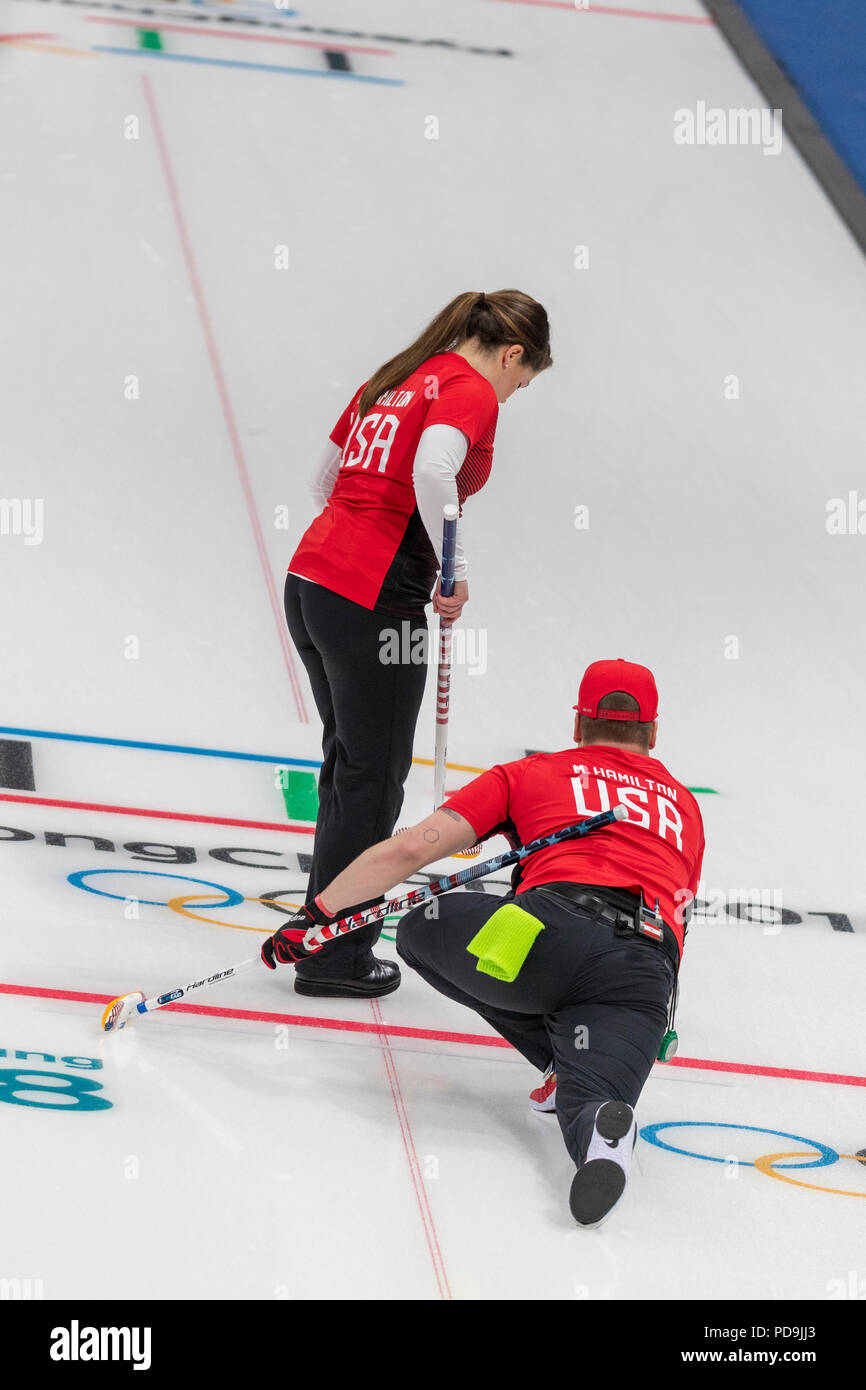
[529,1067,557,1113]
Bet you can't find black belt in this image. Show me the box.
[534,881,681,973]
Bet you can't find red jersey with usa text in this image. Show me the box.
[289,352,499,616]
[443,746,705,957]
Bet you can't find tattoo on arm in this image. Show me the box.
[423,829,440,843]
[440,808,461,821]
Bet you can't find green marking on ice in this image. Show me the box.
[278,768,319,822]
[137,29,163,50]
[379,911,406,942]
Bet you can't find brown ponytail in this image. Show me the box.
[357,289,552,418]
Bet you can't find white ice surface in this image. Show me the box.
[1,0,864,1300]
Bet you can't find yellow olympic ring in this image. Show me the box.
[754,1151,866,1198]
[166,893,304,932]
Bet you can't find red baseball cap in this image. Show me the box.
[574,659,658,722]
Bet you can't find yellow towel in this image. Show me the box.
[466,902,545,982]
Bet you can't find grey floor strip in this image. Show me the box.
[701,0,866,257]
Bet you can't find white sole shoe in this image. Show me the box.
[569,1100,636,1228]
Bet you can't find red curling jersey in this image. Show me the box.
[290,352,498,616]
[444,746,705,957]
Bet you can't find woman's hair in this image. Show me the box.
[357,289,552,418]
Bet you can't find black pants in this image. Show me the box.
[284,573,428,978]
[397,886,675,1166]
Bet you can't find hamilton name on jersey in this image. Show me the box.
[375,388,417,408]
[575,763,680,802]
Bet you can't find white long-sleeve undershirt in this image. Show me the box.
[309,442,342,509]
[308,424,470,580]
[411,424,468,581]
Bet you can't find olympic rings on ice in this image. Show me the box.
[67,867,406,938]
[67,869,244,909]
[640,1123,866,1199]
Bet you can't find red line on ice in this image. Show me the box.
[370,998,452,1299]
[85,17,394,54]
[0,790,314,834]
[3,983,864,1088]
[481,0,713,21]
[140,75,309,724]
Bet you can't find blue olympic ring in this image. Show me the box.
[67,870,244,909]
[640,1122,838,1170]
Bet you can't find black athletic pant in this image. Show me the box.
[284,573,428,979]
[397,886,675,1166]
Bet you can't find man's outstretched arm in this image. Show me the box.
[317,808,477,918]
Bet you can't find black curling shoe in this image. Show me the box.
[293,958,401,999]
[569,1101,636,1229]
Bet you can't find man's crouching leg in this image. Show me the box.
[547,950,672,1228]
